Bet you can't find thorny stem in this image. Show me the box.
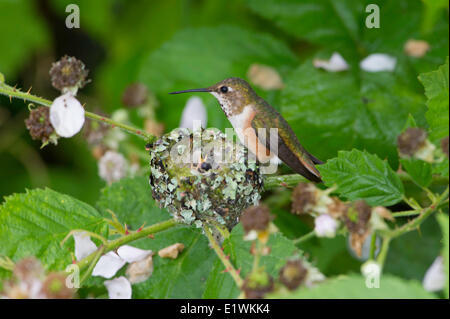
[387,186,449,239]
[76,219,178,275]
[0,83,156,142]
[264,172,449,190]
[203,225,243,288]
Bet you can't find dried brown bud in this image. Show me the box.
[343,200,372,235]
[279,259,308,291]
[242,271,274,299]
[25,107,55,144]
[397,127,427,157]
[240,205,271,233]
[121,83,149,107]
[441,136,449,157]
[343,200,372,258]
[291,183,317,214]
[41,273,74,299]
[13,257,44,282]
[83,118,109,146]
[327,197,348,219]
[49,55,89,93]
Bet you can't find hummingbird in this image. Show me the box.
[170,77,323,182]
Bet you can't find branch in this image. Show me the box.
[0,83,156,142]
[203,225,243,287]
[76,218,178,274]
[387,186,449,239]
[264,172,449,190]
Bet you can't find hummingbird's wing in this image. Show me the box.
[251,105,323,183]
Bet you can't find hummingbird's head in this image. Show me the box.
[170,77,258,116]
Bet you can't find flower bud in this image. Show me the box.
[240,205,271,233]
[291,182,333,215]
[279,259,307,290]
[343,200,372,258]
[49,55,89,95]
[25,107,57,145]
[242,269,274,299]
[41,273,74,299]
[314,214,338,238]
[98,151,128,184]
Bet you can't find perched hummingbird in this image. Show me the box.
[170,77,323,182]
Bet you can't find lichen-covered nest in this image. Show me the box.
[148,128,263,229]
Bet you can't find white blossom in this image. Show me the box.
[423,256,445,292]
[313,52,349,72]
[49,92,85,137]
[360,53,397,72]
[314,214,338,238]
[92,252,127,279]
[73,231,97,261]
[179,96,207,131]
[98,151,128,184]
[104,276,132,299]
[117,245,153,263]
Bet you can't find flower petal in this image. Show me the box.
[92,252,126,278]
[117,245,153,263]
[360,53,396,72]
[49,92,85,137]
[423,256,445,292]
[314,214,338,238]
[126,255,154,284]
[179,96,207,131]
[313,52,349,72]
[73,232,98,261]
[104,276,132,299]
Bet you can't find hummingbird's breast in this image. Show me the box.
[228,105,278,164]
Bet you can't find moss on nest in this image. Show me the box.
[148,128,263,229]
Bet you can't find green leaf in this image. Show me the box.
[400,158,433,187]
[0,0,49,78]
[419,58,449,142]
[203,224,300,298]
[269,274,435,298]
[433,158,449,177]
[318,149,404,206]
[139,25,297,131]
[280,62,426,166]
[437,213,449,298]
[0,188,108,271]
[96,176,171,230]
[130,226,217,299]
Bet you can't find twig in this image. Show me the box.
[293,230,316,245]
[0,83,155,141]
[203,224,243,287]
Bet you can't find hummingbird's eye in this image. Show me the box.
[220,86,228,93]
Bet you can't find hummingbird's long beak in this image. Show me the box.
[169,88,211,94]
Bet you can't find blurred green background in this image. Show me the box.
[0,0,448,206]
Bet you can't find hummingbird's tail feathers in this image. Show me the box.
[276,137,323,183]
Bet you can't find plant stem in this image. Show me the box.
[263,172,449,190]
[76,218,178,273]
[203,225,243,288]
[388,186,449,239]
[0,83,155,141]
[376,236,391,269]
[293,230,316,245]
